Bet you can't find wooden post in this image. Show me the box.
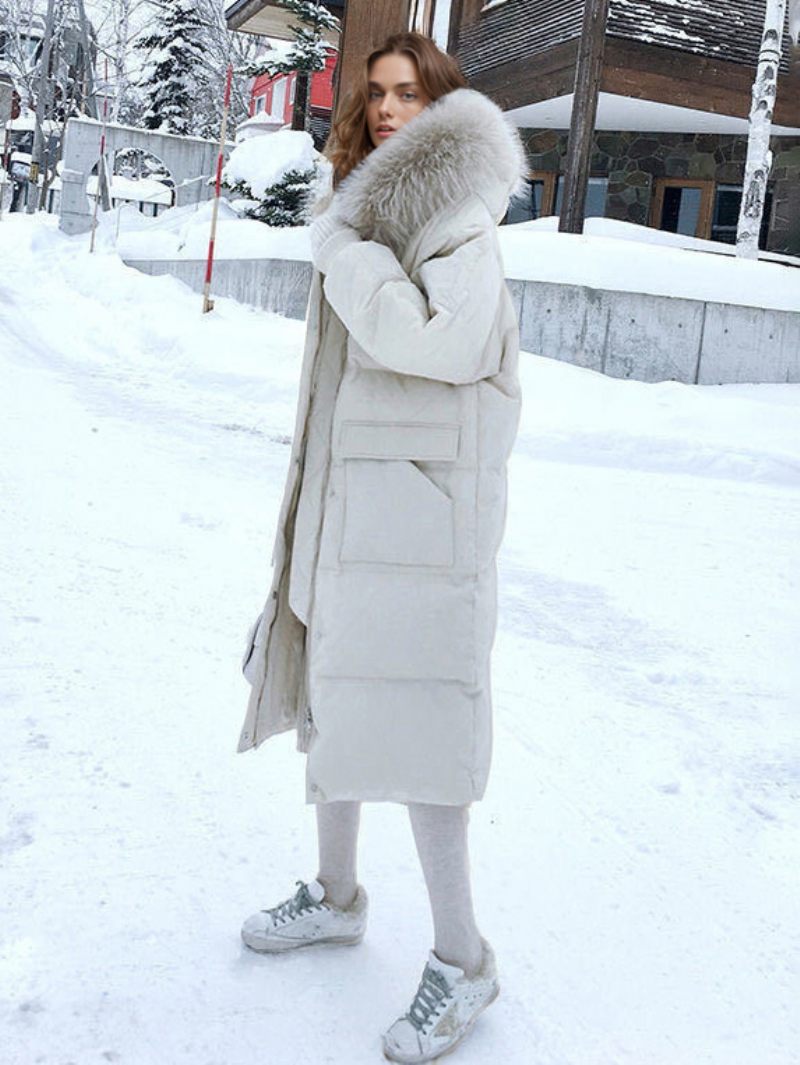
[334,0,412,114]
[559,0,609,234]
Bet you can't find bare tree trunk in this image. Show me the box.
[27,0,58,213]
[292,73,310,132]
[112,0,131,123]
[735,0,787,259]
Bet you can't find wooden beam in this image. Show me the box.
[601,38,800,128]
[467,39,579,111]
[560,0,610,233]
[335,0,412,112]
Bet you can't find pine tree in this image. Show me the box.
[136,0,208,135]
[231,166,317,226]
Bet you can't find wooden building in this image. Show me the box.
[451,0,800,255]
[227,0,800,256]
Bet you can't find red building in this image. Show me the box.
[249,49,338,147]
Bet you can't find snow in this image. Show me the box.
[82,174,173,206]
[115,199,312,261]
[222,129,318,198]
[2,213,799,1065]
[115,207,800,313]
[499,219,800,312]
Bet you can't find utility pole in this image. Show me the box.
[559,0,610,234]
[735,0,794,258]
[27,0,58,213]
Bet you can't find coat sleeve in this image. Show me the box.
[321,226,503,386]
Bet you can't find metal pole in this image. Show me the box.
[203,65,233,315]
[559,0,610,234]
[27,0,58,214]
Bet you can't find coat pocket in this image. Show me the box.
[337,421,460,568]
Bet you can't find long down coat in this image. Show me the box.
[239,88,526,805]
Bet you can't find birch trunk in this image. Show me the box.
[735,0,787,259]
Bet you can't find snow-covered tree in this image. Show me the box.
[222,127,326,226]
[246,0,339,132]
[135,0,208,135]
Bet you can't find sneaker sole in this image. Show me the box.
[241,929,365,953]
[381,983,500,1065]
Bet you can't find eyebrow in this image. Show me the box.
[368,81,419,90]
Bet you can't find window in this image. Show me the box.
[651,179,713,238]
[505,172,556,223]
[271,77,288,120]
[554,175,608,218]
[255,95,266,114]
[712,183,772,248]
[408,0,436,35]
[289,76,296,105]
[651,179,773,249]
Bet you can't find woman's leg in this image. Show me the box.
[407,802,484,978]
[316,800,362,909]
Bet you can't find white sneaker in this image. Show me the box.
[382,938,499,1063]
[241,879,368,953]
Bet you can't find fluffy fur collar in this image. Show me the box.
[332,88,527,252]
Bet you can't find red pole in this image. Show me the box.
[203,64,233,314]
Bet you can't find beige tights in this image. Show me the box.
[315,800,484,977]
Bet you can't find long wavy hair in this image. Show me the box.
[325,32,468,185]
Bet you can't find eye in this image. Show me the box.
[368,90,382,100]
[402,92,417,101]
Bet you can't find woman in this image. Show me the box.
[238,32,525,1064]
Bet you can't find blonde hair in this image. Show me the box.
[325,32,468,185]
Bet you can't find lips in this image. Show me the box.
[375,125,396,137]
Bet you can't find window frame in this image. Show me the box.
[650,178,714,238]
[529,170,558,217]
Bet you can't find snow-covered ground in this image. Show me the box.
[1,214,799,1065]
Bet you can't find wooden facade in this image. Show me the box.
[452,0,800,128]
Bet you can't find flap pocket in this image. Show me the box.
[337,421,460,462]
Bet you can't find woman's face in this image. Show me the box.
[366,53,431,149]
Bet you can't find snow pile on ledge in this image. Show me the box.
[499,219,800,314]
[222,129,318,198]
[113,204,800,314]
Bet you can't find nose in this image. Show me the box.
[378,95,394,119]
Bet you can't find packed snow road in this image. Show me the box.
[1,215,799,1065]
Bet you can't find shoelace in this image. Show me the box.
[262,881,324,926]
[406,964,453,1032]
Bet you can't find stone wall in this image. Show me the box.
[519,129,800,257]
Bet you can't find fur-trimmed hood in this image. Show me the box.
[331,88,527,253]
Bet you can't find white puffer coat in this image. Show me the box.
[239,88,526,805]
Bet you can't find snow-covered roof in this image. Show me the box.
[507,92,800,136]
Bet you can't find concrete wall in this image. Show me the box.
[125,256,800,385]
[60,118,220,236]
